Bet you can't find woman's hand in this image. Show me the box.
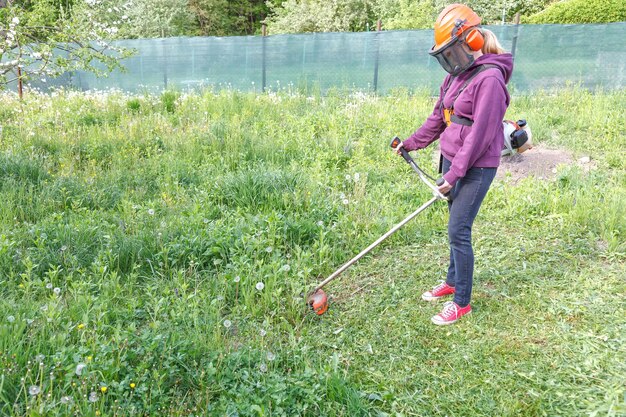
[437,179,452,194]
[394,141,405,155]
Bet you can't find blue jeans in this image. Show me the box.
[442,157,497,307]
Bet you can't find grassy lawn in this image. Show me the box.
[0,87,624,416]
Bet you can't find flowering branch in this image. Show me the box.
[0,0,133,89]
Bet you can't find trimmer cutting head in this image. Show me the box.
[307,289,329,315]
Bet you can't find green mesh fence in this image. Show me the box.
[25,22,626,94]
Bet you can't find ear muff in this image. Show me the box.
[465,28,484,51]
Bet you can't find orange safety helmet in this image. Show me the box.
[429,4,485,75]
[433,4,484,52]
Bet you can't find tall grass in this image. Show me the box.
[0,87,623,416]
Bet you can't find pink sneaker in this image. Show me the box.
[421,281,455,301]
[431,301,471,325]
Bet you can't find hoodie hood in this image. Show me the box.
[469,53,514,84]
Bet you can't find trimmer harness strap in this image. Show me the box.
[441,64,500,127]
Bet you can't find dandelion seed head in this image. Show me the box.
[354,172,360,181]
[259,363,267,373]
[265,246,273,253]
[267,351,276,361]
[223,319,232,328]
[60,245,67,252]
[28,385,41,396]
[345,174,351,181]
[255,282,265,291]
[259,329,267,337]
[46,283,53,289]
[317,220,324,227]
[148,209,155,215]
[233,276,241,283]
[7,315,14,323]
[343,199,349,205]
[281,264,290,272]
[53,287,61,296]
[35,354,45,363]
[75,363,86,376]
[88,391,99,402]
[60,395,72,404]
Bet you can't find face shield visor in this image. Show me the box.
[429,34,475,76]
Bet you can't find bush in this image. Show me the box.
[525,0,626,24]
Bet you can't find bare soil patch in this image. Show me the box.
[430,144,593,183]
[496,144,578,182]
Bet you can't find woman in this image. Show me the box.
[394,4,513,325]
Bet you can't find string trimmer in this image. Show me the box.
[307,137,451,315]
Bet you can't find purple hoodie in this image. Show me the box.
[402,53,514,186]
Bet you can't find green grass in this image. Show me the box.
[0,87,624,416]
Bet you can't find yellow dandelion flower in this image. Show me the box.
[77,323,85,329]
[87,356,93,362]
[96,411,100,416]
[100,386,107,393]
[130,383,136,389]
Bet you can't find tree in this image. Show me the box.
[228,0,269,35]
[374,0,437,30]
[463,0,553,24]
[189,0,278,36]
[525,0,626,24]
[0,0,129,91]
[120,0,197,38]
[266,0,560,33]
[266,0,376,34]
[189,0,231,36]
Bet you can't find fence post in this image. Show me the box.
[511,12,521,60]
[163,41,168,89]
[373,19,381,93]
[17,66,23,99]
[262,23,267,92]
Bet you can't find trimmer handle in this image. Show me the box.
[435,178,452,201]
[390,137,414,165]
[391,136,450,201]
